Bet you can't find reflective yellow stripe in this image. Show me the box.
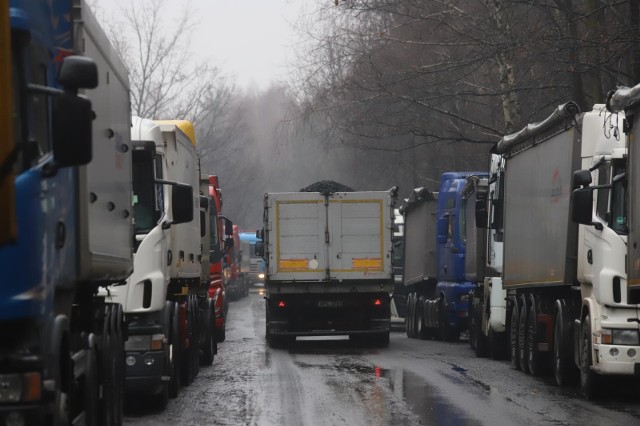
[0,0,16,245]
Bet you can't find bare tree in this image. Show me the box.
[89,0,230,123]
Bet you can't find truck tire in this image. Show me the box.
[518,300,529,373]
[473,301,488,357]
[510,300,520,370]
[201,298,215,366]
[169,302,181,398]
[438,298,457,342]
[553,306,578,386]
[152,383,169,410]
[489,328,507,361]
[580,314,600,399]
[113,304,125,426]
[405,293,414,338]
[416,296,426,339]
[181,298,195,386]
[99,305,114,426]
[527,303,544,376]
[85,344,99,426]
[192,296,201,377]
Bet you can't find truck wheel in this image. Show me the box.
[99,306,114,426]
[405,293,414,338]
[113,304,125,425]
[473,302,488,357]
[553,308,577,386]
[580,314,600,399]
[217,312,227,343]
[416,296,426,339]
[510,300,520,370]
[201,298,215,366]
[527,303,544,376]
[84,344,99,426]
[152,383,169,410]
[181,300,195,386]
[169,302,181,398]
[192,297,201,377]
[489,328,507,360]
[438,298,457,342]
[518,301,529,373]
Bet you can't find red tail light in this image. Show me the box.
[278,301,286,308]
[374,299,382,306]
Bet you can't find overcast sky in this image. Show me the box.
[95,0,312,91]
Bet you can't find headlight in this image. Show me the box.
[0,372,41,403]
[612,329,640,345]
[459,293,470,302]
[258,273,265,279]
[0,375,22,402]
[125,335,151,352]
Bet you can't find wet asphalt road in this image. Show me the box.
[124,291,640,425]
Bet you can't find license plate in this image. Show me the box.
[317,300,343,308]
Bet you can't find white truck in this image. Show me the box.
[472,101,639,398]
[106,118,214,408]
[257,188,397,347]
[467,154,507,360]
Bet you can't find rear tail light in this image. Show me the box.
[278,301,286,308]
[374,299,382,306]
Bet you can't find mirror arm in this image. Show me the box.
[161,220,173,230]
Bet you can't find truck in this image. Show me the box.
[224,224,247,299]
[390,209,407,328]
[466,154,508,360]
[207,175,232,342]
[402,172,488,342]
[257,188,397,347]
[472,100,639,398]
[1,0,131,424]
[105,118,214,408]
[239,231,267,289]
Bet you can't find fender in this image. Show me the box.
[576,297,598,366]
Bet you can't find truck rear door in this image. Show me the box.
[268,192,327,281]
[327,191,391,280]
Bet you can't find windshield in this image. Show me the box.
[132,149,159,233]
[209,200,219,250]
[610,160,627,235]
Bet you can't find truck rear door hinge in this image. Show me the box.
[325,230,330,244]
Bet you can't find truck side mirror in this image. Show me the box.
[52,93,92,166]
[256,228,264,240]
[571,188,593,225]
[475,198,488,229]
[58,56,98,91]
[225,236,234,249]
[171,183,194,224]
[222,216,233,236]
[572,169,592,189]
[255,241,264,257]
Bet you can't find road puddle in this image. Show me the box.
[385,369,481,425]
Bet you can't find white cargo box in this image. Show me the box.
[264,190,395,283]
[75,1,133,282]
